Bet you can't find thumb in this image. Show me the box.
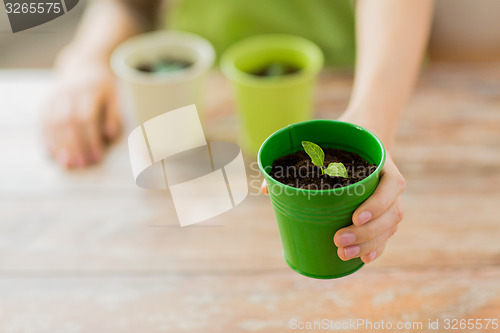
[104,85,122,142]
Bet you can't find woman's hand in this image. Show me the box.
[333,153,405,264]
[326,0,430,261]
[260,153,405,264]
[42,56,121,169]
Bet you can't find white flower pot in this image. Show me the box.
[111,30,215,124]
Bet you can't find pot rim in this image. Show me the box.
[110,30,215,86]
[257,119,386,194]
[220,34,324,88]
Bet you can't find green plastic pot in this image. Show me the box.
[258,120,386,279]
[221,34,324,156]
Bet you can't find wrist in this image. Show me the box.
[338,107,398,150]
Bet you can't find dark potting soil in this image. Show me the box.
[136,58,192,74]
[271,148,378,190]
[250,62,301,77]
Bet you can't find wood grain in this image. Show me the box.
[0,64,499,332]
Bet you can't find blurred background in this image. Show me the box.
[2,0,500,68]
[2,1,500,332]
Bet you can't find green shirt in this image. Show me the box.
[167,0,355,68]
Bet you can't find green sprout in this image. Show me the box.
[301,141,348,178]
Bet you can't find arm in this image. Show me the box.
[43,0,160,168]
[334,0,433,263]
[57,0,159,69]
[341,0,433,148]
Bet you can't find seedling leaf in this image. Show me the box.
[301,141,324,168]
[324,163,348,178]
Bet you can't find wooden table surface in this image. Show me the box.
[0,64,499,332]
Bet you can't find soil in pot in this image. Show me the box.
[271,148,377,190]
[136,58,193,74]
[250,62,301,77]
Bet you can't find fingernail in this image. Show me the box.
[260,182,268,195]
[344,245,360,259]
[92,151,101,163]
[337,232,356,247]
[76,155,85,167]
[357,211,372,225]
[363,251,376,264]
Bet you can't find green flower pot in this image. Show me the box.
[258,120,386,279]
[221,34,323,156]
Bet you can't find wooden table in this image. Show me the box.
[0,64,499,332]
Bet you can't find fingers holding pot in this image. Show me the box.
[334,197,403,262]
